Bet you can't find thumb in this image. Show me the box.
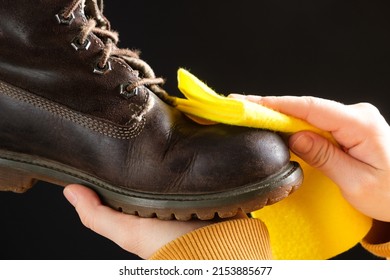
[289,131,357,188]
[288,131,387,218]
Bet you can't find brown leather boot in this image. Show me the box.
[0,0,302,220]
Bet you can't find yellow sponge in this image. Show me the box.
[174,68,372,260]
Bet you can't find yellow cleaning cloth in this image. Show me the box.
[174,68,372,260]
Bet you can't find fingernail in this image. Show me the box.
[290,133,313,155]
[63,187,78,207]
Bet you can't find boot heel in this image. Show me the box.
[0,165,37,193]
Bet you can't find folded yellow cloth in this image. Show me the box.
[173,68,372,260]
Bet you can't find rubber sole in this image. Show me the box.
[0,149,303,221]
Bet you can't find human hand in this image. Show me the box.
[63,184,214,259]
[231,94,390,222]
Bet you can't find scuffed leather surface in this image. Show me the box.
[0,0,290,194]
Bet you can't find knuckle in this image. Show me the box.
[355,101,378,111]
[300,96,333,121]
[354,102,380,116]
[351,102,385,129]
[301,96,318,118]
[309,140,335,169]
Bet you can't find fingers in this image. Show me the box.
[230,95,388,158]
[63,184,211,259]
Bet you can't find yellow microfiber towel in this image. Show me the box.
[173,68,372,260]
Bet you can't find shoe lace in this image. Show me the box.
[60,0,175,104]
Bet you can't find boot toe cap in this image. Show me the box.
[184,125,292,192]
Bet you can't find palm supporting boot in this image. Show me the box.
[0,0,303,220]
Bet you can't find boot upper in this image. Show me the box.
[0,0,291,195]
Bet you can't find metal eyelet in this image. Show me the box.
[71,37,91,51]
[120,84,139,99]
[93,60,112,75]
[55,12,75,25]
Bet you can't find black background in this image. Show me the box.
[0,0,389,260]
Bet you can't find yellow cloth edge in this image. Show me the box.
[176,68,333,141]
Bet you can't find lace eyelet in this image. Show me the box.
[71,37,91,51]
[93,60,112,75]
[55,12,75,25]
[120,84,139,99]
